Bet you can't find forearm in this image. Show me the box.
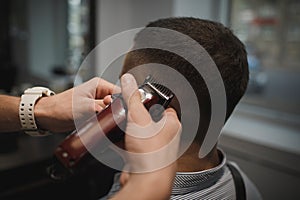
[33,94,75,133]
[0,95,22,132]
[0,94,63,133]
[0,78,115,134]
[0,94,60,133]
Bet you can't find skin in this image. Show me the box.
[121,53,220,173]
[0,77,115,133]
[111,74,181,200]
[177,143,219,172]
[0,75,181,199]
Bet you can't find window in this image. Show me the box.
[231,0,300,116]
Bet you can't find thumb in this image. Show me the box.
[120,73,151,126]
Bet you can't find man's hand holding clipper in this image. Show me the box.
[111,74,182,200]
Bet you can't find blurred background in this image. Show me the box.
[0,0,299,199]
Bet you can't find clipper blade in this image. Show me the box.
[140,75,174,121]
[143,75,174,101]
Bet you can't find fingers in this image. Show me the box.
[119,75,181,173]
[120,73,180,145]
[121,74,151,126]
[124,107,181,154]
[94,77,120,99]
[103,95,112,105]
[161,108,182,142]
[119,172,130,187]
[123,109,181,172]
[94,96,113,113]
[164,108,181,135]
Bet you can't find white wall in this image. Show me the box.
[95,0,229,76]
[95,0,173,77]
[96,0,229,43]
[96,0,173,43]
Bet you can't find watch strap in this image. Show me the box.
[19,87,55,136]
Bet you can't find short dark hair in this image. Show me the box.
[122,17,248,144]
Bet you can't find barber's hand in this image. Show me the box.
[34,77,117,133]
[111,74,181,200]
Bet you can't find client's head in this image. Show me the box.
[121,17,248,145]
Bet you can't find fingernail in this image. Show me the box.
[121,73,134,86]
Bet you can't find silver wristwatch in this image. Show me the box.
[19,87,55,136]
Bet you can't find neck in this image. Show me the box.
[177,142,219,172]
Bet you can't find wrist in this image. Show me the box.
[19,87,55,136]
[34,91,76,133]
[34,96,55,131]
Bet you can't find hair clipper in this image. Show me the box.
[48,75,174,180]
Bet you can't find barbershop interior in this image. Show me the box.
[0,0,299,199]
